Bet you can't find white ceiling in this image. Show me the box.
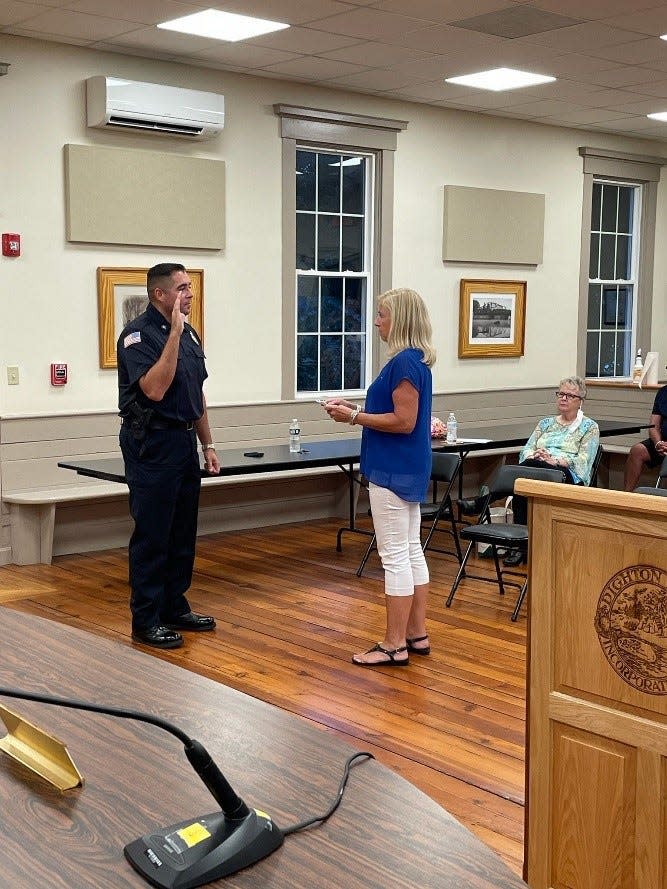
[5,0,667,142]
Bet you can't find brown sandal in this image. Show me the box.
[406,635,431,656]
[352,642,409,667]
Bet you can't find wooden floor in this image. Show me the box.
[0,518,528,876]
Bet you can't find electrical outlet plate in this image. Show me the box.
[7,366,19,385]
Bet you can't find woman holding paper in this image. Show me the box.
[323,288,435,667]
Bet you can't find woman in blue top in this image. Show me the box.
[324,288,435,667]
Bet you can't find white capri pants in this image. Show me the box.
[369,482,429,596]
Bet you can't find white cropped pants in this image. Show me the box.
[368,482,429,596]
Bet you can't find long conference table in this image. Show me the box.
[58,419,647,546]
[0,608,528,888]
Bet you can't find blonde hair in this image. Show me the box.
[378,288,436,367]
[560,375,586,399]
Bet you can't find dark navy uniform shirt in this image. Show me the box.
[117,302,207,422]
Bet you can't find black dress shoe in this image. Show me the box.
[132,625,183,649]
[458,494,488,516]
[503,549,526,567]
[165,611,216,632]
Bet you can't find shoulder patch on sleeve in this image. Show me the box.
[124,331,141,348]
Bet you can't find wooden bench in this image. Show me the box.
[3,465,350,566]
[4,483,128,565]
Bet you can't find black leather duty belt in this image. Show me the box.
[150,417,195,431]
[121,416,194,431]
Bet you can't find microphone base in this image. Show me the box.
[124,808,284,889]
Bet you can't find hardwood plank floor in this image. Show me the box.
[0,518,528,875]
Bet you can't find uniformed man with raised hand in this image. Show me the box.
[117,263,220,649]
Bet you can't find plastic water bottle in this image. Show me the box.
[289,418,301,453]
[446,412,457,444]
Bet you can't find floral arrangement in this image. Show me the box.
[431,416,447,439]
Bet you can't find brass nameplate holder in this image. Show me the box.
[0,703,83,790]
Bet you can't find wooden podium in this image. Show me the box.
[515,481,667,889]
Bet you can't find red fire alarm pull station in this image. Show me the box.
[2,234,20,256]
[51,363,67,386]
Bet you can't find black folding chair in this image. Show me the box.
[589,443,603,487]
[635,486,667,497]
[656,455,667,488]
[356,452,462,577]
[445,464,565,621]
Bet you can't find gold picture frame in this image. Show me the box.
[97,267,204,369]
[458,279,526,359]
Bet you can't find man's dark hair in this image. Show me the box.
[147,263,186,297]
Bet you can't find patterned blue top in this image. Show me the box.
[519,414,600,485]
[360,348,432,501]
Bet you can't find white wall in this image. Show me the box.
[1,34,666,417]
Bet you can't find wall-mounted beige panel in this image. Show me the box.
[64,144,225,250]
[442,185,544,265]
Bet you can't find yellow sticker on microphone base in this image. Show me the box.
[177,822,212,847]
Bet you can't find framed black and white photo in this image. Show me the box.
[458,279,526,359]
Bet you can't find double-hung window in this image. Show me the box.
[586,179,640,377]
[295,149,373,394]
[578,147,664,380]
[274,104,407,400]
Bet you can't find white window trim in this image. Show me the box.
[295,147,374,397]
[578,146,666,379]
[274,104,408,399]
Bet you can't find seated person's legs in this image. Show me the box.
[623,439,658,491]
[504,458,574,566]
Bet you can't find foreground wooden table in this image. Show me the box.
[0,609,526,889]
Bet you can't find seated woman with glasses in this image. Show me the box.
[504,376,600,565]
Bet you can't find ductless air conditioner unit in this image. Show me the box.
[86,76,224,140]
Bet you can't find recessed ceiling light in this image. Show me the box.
[157,9,289,42]
[445,67,556,91]
[647,111,667,122]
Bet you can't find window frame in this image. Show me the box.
[586,178,641,377]
[274,104,407,400]
[295,147,374,396]
[578,146,665,380]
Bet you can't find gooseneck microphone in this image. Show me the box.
[0,686,283,889]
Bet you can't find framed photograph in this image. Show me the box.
[458,279,526,359]
[97,267,204,369]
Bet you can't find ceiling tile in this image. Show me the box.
[587,36,667,66]
[0,2,54,26]
[319,40,434,67]
[203,0,353,25]
[102,25,215,52]
[584,64,667,87]
[259,55,370,79]
[64,0,200,25]
[519,21,646,53]
[305,6,436,40]
[188,42,301,66]
[247,26,363,53]
[372,0,518,25]
[604,7,667,37]
[324,67,427,90]
[451,6,580,39]
[530,0,663,18]
[7,8,139,39]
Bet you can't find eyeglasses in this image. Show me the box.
[555,391,582,401]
